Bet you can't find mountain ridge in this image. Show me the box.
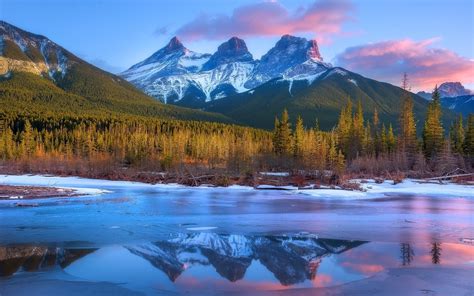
[120,35,330,107]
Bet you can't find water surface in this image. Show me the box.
[0,178,473,295]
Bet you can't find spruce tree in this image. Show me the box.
[293,116,304,158]
[279,109,292,155]
[464,114,474,159]
[398,73,417,163]
[450,114,464,154]
[387,124,396,153]
[423,86,444,159]
[21,120,35,157]
[272,117,281,154]
[380,124,388,154]
[337,99,353,158]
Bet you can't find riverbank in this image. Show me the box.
[1,174,473,199]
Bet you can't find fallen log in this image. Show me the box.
[424,173,474,181]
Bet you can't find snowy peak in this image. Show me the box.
[246,34,330,88]
[128,36,191,70]
[121,34,331,104]
[272,34,322,61]
[164,36,185,53]
[202,37,253,70]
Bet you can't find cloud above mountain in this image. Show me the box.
[334,38,474,91]
[175,0,354,44]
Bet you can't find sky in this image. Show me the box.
[1,0,473,91]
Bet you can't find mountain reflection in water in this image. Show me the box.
[1,233,364,286]
[1,233,471,292]
[125,234,365,285]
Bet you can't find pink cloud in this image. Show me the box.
[335,38,474,91]
[175,0,354,44]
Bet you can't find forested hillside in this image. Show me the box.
[206,68,456,131]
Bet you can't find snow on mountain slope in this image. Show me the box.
[0,21,70,78]
[121,37,256,104]
[120,35,331,106]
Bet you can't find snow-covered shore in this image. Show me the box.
[0,174,472,199]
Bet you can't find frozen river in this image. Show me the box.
[0,175,473,295]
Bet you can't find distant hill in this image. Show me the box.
[441,95,474,117]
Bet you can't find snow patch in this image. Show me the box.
[259,172,290,177]
[348,78,358,86]
[357,179,474,198]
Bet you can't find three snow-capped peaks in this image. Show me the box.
[120,35,330,105]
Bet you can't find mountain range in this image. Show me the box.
[120,35,330,108]
[1,20,467,130]
[126,233,365,285]
[0,233,365,285]
[121,35,460,129]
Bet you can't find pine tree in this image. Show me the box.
[464,114,474,159]
[380,124,388,154]
[373,108,381,156]
[293,116,304,158]
[272,110,292,155]
[398,73,417,164]
[450,114,464,154]
[272,117,281,154]
[387,124,396,153]
[20,120,35,158]
[423,86,444,159]
[279,109,292,155]
[350,100,365,158]
[337,99,353,158]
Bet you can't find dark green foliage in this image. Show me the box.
[423,87,444,159]
[464,114,474,158]
[0,71,233,123]
[205,68,454,131]
[272,109,292,155]
[450,114,464,154]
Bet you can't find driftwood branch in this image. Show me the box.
[424,173,474,181]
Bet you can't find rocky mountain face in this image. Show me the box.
[247,35,326,89]
[120,35,330,107]
[0,20,71,78]
[1,21,232,123]
[438,82,472,98]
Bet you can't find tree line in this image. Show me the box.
[271,74,473,177]
[0,74,473,181]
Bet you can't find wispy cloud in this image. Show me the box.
[174,0,354,44]
[334,38,474,91]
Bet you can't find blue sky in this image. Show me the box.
[1,0,473,90]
